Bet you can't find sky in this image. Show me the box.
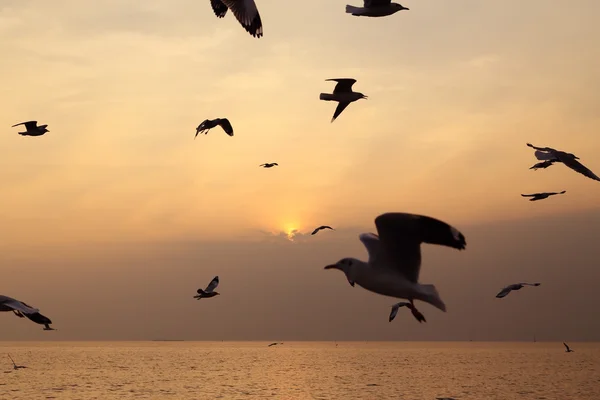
[1,0,599,341]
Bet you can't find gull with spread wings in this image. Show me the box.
[346,0,409,17]
[259,163,278,168]
[495,282,540,299]
[0,295,55,330]
[195,118,234,138]
[319,79,368,123]
[209,0,263,38]
[324,213,466,312]
[194,276,221,300]
[11,121,49,136]
[527,143,600,182]
[521,191,566,201]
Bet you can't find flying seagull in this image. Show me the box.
[311,225,335,235]
[7,355,26,370]
[11,121,49,136]
[324,212,466,312]
[527,143,600,182]
[521,191,566,201]
[209,0,263,38]
[563,342,574,353]
[259,163,278,168]
[195,118,234,138]
[268,342,283,347]
[0,295,55,330]
[389,301,426,323]
[495,282,540,299]
[194,276,220,299]
[529,160,557,170]
[320,79,368,123]
[346,0,409,17]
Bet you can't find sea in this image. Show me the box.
[0,342,598,400]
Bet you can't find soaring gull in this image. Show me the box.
[563,342,574,353]
[388,301,426,323]
[7,354,26,370]
[319,79,368,123]
[194,276,220,299]
[11,121,49,136]
[527,143,600,182]
[195,118,234,138]
[521,191,566,201]
[346,0,409,17]
[0,295,55,330]
[259,163,278,168]
[209,0,263,38]
[268,342,283,347]
[324,212,466,312]
[495,282,540,298]
[311,225,335,235]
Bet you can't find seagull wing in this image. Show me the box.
[204,276,219,293]
[0,296,40,314]
[527,143,557,152]
[331,102,350,122]
[534,150,557,161]
[359,232,385,265]
[220,0,263,38]
[217,118,234,136]
[521,194,538,197]
[556,153,600,182]
[365,0,392,7]
[326,78,357,93]
[389,302,409,322]
[496,284,518,298]
[521,282,541,287]
[311,227,320,235]
[373,213,466,283]
[563,342,570,351]
[11,121,37,129]
[210,0,229,17]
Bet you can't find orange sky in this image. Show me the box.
[1,0,599,340]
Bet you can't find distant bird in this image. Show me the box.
[7,355,26,370]
[259,163,278,168]
[0,295,55,331]
[521,191,566,201]
[11,121,49,136]
[527,143,600,182]
[495,282,540,299]
[194,276,220,299]
[324,212,466,312]
[320,79,368,122]
[195,118,234,138]
[529,160,557,170]
[268,342,283,347]
[311,225,335,235]
[209,0,263,38]
[563,342,574,353]
[346,0,409,17]
[388,301,426,323]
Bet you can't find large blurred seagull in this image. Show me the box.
[194,276,220,300]
[209,0,263,38]
[320,79,368,123]
[0,295,55,330]
[324,213,466,312]
[346,0,409,17]
[527,143,600,182]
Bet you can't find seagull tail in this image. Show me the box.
[345,5,364,15]
[416,284,446,312]
[319,93,336,101]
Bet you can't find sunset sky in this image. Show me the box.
[1,0,599,341]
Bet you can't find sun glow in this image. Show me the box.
[284,223,299,241]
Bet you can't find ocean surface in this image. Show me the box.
[0,341,598,399]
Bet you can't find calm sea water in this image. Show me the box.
[0,342,598,400]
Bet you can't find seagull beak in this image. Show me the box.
[324,264,340,270]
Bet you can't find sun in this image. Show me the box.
[283,223,299,241]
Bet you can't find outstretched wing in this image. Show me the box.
[210,0,228,17]
[563,342,570,351]
[331,102,350,122]
[204,276,220,293]
[365,0,392,7]
[217,118,234,136]
[220,0,263,38]
[521,194,538,197]
[557,154,600,182]
[495,286,513,298]
[0,298,40,314]
[326,78,357,93]
[11,121,37,129]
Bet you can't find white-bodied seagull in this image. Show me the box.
[320,79,368,123]
[209,0,263,38]
[346,0,409,17]
[194,276,220,299]
[495,282,540,298]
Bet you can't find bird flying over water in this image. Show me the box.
[0,295,55,331]
[527,143,600,182]
[389,301,426,323]
[268,342,283,347]
[529,160,557,170]
[563,342,574,353]
[346,0,409,17]
[521,191,566,201]
[11,121,49,136]
[195,118,234,138]
[320,79,368,123]
[311,226,334,235]
[495,283,540,298]
[324,213,466,312]
[194,276,220,299]
[7,354,26,370]
[209,0,263,38]
[259,163,278,168]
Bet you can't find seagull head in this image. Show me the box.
[324,257,360,273]
[213,292,221,296]
[40,125,49,133]
[392,3,409,11]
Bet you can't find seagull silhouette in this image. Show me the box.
[209,0,263,38]
[319,79,368,122]
[11,121,49,136]
[521,191,566,201]
[195,118,234,138]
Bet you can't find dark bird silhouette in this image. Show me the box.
[495,283,540,298]
[195,118,234,138]
[0,295,55,331]
[7,355,26,370]
[388,301,426,323]
[521,191,566,201]
[529,160,557,170]
[346,0,409,17]
[527,143,600,182]
[11,121,49,136]
[259,163,278,168]
[311,225,335,235]
[194,276,220,299]
[319,78,368,122]
[209,0,263,38]
[268,342,283,347]
[563,342,574,353]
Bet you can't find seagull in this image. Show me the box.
[268,342,283,347]
[563,342,574,353]
[521,191,566,201]
[529,160,557,170]
[527,143,600,182]
[346,0,409,17]
[7,355,26,370]
[193,276,220,300]
[0,295,55,330]
[11,121,49,136]
[388,301,426,323]
[311,226,335,235]
[209,0,263,38]
[495,282,540,299]
[259,163,278,168]
[195,118,234,138]
[319,79,368,123]
[324,212,466,312]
